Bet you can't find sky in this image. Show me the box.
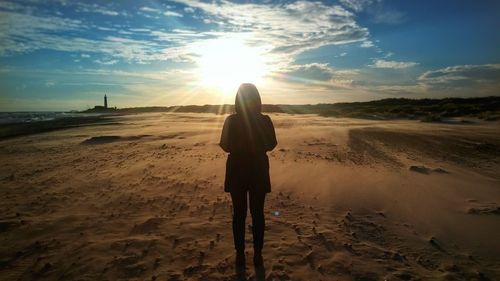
[0,0,499,111]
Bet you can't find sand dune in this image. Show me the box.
[0,113,499,280]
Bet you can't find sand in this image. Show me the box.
[0,112,499,280]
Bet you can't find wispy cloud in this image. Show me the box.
[164,11,183,17]
[277,63,356,89]
[0,10,83,55]
[340,0,405,24]
[0,7,169,62]
[74,3,124,17]
[173,0,369,58]
[94,59,119,65]
[418,64,500,89]
[340,0,376,12]
[282,63,335,81]
[366,64,500,96]
[360,40,374,48]
[139,6,183,17]
[139,6,161,13]
[369,59,418,69]
[370,9,405,24]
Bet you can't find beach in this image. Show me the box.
[0,112,499,280]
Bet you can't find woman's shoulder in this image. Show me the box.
[225,113,238,121]
[260,114,273,123]
[223,114,240,126]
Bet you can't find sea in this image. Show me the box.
[0,112,103,124]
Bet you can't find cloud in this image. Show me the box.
[164,11,183,17]
[0,10,83,55]
[384,52,394,58]
[418,64,500,89]
[340,0,405,24]
[370,9,405,24]
[129,28,151,33]
[283,63,335,81]
[364,64,500,96]
[360,40,374,48]
[339,0,377,12]
[0,1,29,12]
[0,7,172,62]
[139,6,183,17]
[94,59,119,65]
[369,59,418,69]
[139,6,161,13]
[173,0,369,57]
[74,3,123,16]
[278,63,356,89]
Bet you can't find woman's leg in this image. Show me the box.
[230,190,248,252]
[249,191,266,253]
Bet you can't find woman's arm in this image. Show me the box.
[219,116,232,153]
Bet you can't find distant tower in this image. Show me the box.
[104,94,108,109]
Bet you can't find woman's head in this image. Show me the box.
[235,83,262,115]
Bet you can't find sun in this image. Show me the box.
[194,37,269,95]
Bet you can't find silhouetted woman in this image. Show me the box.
[220,83,277,268]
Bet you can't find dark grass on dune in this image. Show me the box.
[0,116,120,141]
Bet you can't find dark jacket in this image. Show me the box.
[220,113,277,193]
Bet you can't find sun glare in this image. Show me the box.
[195,37,269,95]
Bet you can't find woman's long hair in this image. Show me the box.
[235,83,262,115]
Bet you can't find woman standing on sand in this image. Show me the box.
[219,83,277,268]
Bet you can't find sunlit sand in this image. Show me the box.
[1,113,499,280]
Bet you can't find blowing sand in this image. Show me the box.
[0,113,499,280]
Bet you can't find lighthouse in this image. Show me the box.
[104,94,108,109]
